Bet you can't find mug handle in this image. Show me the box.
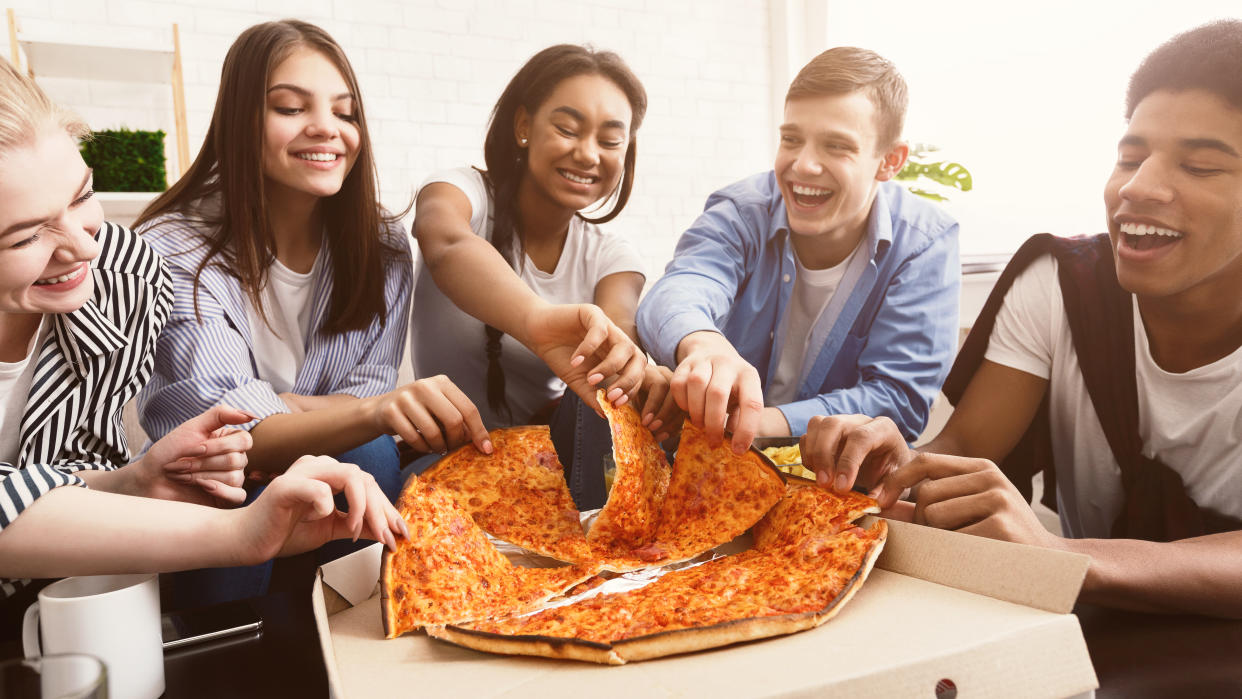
[22,601,41,659]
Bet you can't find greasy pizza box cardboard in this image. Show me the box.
[312,518,1098,698]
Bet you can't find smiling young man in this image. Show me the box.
[802,21,1242,617]
[636,47,960,461]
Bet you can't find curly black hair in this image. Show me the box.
[1127,20,1242,118]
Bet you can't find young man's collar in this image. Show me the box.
[768,183,893,264]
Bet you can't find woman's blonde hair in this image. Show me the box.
[0,59,89,154]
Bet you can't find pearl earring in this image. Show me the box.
[520,138,528,146]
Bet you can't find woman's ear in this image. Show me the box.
[875,141,909,182]
[513,106,531,148]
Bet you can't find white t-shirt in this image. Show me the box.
[411,167,646,428]
[985,253,1242,538]
[0,317,48,464]
[245,255,322,395]
[766,243,859,406]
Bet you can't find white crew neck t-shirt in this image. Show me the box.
[985,253,1242,538]
[245,254,321,395]
[412,167,646,428]
[766,243,859,406]
[0,317,49,464]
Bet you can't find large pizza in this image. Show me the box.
[381,396,887,663]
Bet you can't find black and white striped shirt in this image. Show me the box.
[0,222,172,599]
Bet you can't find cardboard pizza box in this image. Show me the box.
[312,518,1098,698]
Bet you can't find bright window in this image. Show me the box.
[823,1,1241,255]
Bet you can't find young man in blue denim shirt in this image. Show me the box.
[637,47,960,476]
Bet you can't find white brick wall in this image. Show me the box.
[5,0,777,280]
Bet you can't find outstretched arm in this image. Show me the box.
[415,182,645,409]
[805,359,1242,618]
[0,456,405,580]
[874,454,1242,618]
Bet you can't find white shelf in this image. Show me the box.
[20,38,174,83]
[96,191,160,228]
[8,10,191,179]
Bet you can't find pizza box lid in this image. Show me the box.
[313,518,1097,698]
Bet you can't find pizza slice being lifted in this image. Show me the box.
[650,419,786,562]
[587,390,671,556]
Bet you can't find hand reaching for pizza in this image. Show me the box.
[367,375,493,455]
[523,303,646,412]
[636,364,684,442]
[135,405,256,505]
[671,330,763,454]
[234,455,409,563]
[872,453,1060,549]
[800,414,914,495]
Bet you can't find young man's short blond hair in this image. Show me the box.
[786,46,908,153]
[0,60,89,155]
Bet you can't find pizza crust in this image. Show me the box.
[426,625,626,665]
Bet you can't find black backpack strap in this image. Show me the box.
[1051,236,1239,540]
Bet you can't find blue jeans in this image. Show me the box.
[165,435,402,609]
[549,393,614,510]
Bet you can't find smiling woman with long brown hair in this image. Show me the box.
[134,19,490,604]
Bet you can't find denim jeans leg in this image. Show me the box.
[550,392,613,510]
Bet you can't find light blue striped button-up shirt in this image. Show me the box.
[136,212,412,442]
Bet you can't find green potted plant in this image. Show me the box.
[80,128,167,192]
[896,143,971,202]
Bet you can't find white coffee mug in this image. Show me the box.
[22,574,164,699]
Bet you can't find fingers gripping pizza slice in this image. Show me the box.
[381,477,599,639]
[419,426,597,564]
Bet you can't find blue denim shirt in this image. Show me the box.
[637,171,960,439]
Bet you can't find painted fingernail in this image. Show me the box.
[615,394,629,407]
[588,373,604,385]
[571,355,585,367]
[835,474,848,493]
[607,387,623,400]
